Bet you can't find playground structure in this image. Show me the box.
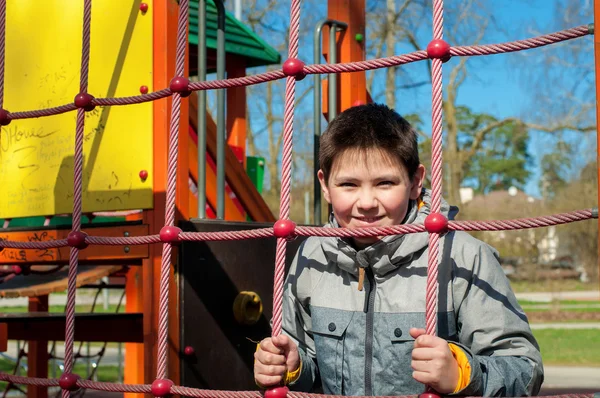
[0,1,598,398]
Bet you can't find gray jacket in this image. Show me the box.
[282,190,543,396]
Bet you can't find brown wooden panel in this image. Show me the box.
[0,224,149,265]
[0,313,143,343]
[179,220,306,390]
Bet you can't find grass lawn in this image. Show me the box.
[509,279,598,293]
[533,328,600,366]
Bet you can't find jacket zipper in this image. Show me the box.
[364,267,376,396]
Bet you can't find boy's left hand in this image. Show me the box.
[409,328,459,394]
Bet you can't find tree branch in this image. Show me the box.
[463,117,520,160]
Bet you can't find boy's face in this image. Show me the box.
[318,148,425,248]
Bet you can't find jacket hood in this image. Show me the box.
[320,188,458,277]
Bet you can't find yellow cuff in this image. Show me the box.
[254,342,302,387]
[448,343,471,393]
[283,359,302,385]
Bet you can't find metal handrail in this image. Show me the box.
[313,19,347,225]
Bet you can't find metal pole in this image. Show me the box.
[312,20,347,225]
[198,0,208,218]
[313,22,325,225]
[328,24,338,123]
[235,0,242,20]
[215,0,227,219]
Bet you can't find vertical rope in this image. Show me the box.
[271,0,302,337]
[0,0,6,109]
[63,1,92,397]
[425,0,445,336]
[156,0,189,380]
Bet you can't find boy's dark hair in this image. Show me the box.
[319,103,420,183]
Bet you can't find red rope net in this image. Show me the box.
[0,0,596,397]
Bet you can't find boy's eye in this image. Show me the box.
[338,182,356,187]
[378,180,395,186]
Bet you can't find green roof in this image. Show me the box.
[189,1,281,68]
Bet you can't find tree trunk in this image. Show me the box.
[444,86,461,206]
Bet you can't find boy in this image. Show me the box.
[254,104,543,396]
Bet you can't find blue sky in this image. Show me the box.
[223,0,595,198]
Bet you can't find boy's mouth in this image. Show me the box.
[354,215,384,224]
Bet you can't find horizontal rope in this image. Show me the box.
[451,25,589,57]
[0,374,593,398]
[0,209,594,249]
[0,25,589,122]
[85,235,161,245]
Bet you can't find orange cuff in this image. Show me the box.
[448,343,471,393]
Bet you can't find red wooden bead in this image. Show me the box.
[140,85,149,94]
[151,379,173,397]
[11,265,22,275]
[264,386,289,398]
[139,3,149,13]
[419,393,442,398]
[426,39,451,62]
[424,213,448,234]
[273,219,296,239]
[184,346,195,356]
[282,58,306,80]
[169,77,191,97]
[139,170,149,181]
[59,373,80,391]
[67,231,89,250]
[74,93,95,111]
[160,226,182,243]
[0,109,11,126]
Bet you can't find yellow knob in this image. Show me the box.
[233,291,263,325]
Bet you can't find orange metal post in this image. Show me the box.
[325,0,367,112]
[226,55,248,166]
[28,295,49,398]
[137,0,190,393]
[124,267,144,394]
[595,0,600,292]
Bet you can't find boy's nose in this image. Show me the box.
[357,189,378,210]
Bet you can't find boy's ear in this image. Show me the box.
[317,170,332,204]
[409,164,426,200]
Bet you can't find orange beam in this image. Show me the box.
[27,295,49,398]
[124,267,144,389]
[141,0,189,392]
[226,55,248,166]
[0,225,149,265]
[325,0,367,112]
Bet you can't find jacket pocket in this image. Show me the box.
[374,313,424,395]
[310,306,354,394]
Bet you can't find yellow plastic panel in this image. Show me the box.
[0,0,154,218]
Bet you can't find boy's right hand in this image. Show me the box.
[254,335,300,388]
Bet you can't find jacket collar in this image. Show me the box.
[320,189,457,277]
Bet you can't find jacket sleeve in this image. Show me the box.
[451,236,544,397]
[281,242,320,391]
